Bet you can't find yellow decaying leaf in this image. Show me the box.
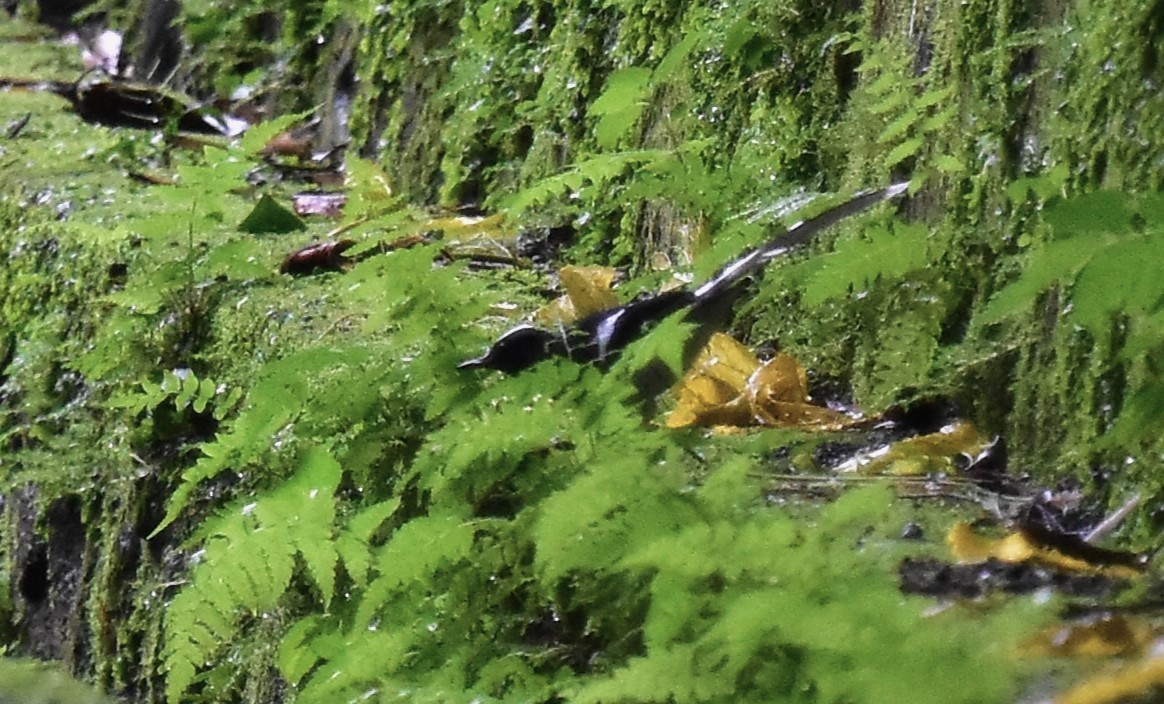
[946,523,1143,579]
[560,266,620,317]
[534,297,576,328]
[1021,615,1154,659]
[535,266,620,327]
[666,333,757,428]
[667,333,855,430]
[1054,656,1164,704]
[835,420,989,475]
[423,212,507,239]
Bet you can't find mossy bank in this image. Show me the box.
[2,0,1164,702]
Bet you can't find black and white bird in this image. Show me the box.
[460,182,909,376]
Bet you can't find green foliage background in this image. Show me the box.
[2,0,1164,702]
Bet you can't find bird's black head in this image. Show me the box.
[458,325,559,374]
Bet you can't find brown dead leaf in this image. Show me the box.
[262,130,314,159]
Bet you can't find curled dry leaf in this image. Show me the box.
[835,420,990,475]
[262,129,315,160]
[666,333,856,431]
[946,523,1146,579]
[534,265,620,327]
[280,239,355,275]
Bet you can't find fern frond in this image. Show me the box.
[533,447,699,585]
[335,498,401,588]
[161,447,342,703]
[152,347,370,536]
[979,191,1164,347]
[802,220,931,306]
[354,514,475,629]
[591,67,652,149]
[504,150,671,219]
[977,233,1111,326]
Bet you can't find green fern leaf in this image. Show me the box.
[237,109,314,155]
[591,67,652,149]
[354,514,475,628]
[915,84,955,108]
[885,137,923,167]
[277,615,330,686]
[978,233,1110,325]
[162,447,342,702]
[534,453,699,585]
[877,109,920,144]
[504,150,669,218]
[802,221,930,306]
[152,347,369,536]
[256,446,342,604]
[1070,233,1164,339]
[296,630,413,702]
[1043,189,1135,238]
[336,498,401,588]
[934,153,964,174]
[921,105,957,132]
[654,31,700,82]
[574,648,698,704]
[1105,379,1164,448]
[864,71,900,97]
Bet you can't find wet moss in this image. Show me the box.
[3,0,1164,699]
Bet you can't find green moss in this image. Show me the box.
[0,658,114,703]
[3,0,1164,700]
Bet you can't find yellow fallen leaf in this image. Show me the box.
[667,334,763,428]
[693,332,761,389]
[535,265,620,326]
[836,420,988,475]
[667,334,856,430]
[667,375,753,428]
[1021,615,1154,659]
[947,522,1035,563]
[1055,656,1164,704]
[749,354,853,430]
[749,352,809,403]
[534,297,577,327]
[946,523,1144,579]
[559,266,620,318]
[424,212,507,238]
